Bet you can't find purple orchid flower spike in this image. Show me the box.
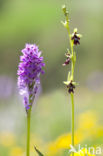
[17,43,45,112]
[17,43,45,156]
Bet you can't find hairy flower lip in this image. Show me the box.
[67,81,75,94]
[71,28,82,46]
[71,33,80,45]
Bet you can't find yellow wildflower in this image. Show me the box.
[47,110,102,156]
[47,133,83,155]
[78,111,98,130]
[70,148,95,156]
[0,132,15,147]
[10,146,24,156]
[77,111,103,140]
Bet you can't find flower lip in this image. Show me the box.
[71,29,81,45]
[71,33,80,45]
[67,81,75,94]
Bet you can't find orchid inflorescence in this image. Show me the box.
[62,5,82,94]
[17,44,45,113]
[62,5,82,156]
[17,43,45,156]
[16,4,83,156]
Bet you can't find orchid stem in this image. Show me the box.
[71,93,74,156]
[62,6,75,156]
[27,108,31,156]
[65,13,75,156]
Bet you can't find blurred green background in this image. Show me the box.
[0,0,103,155]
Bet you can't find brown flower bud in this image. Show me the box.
[62,53,71,66]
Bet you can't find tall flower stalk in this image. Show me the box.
[62,5,81,156]
[17,44,45,156]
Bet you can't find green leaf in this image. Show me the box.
[34,146,44,156]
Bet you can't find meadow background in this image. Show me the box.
[0,0,103,155]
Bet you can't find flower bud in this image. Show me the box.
[62,4,68,16]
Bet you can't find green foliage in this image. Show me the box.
[0,0,102,91]
[34,146,44,156]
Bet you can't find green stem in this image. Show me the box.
[71,54,75,81]
[65,17,74,81]
[65,11,75,156]
[27,108,31,156]
[71,93,74,156]
[63,7,75,156]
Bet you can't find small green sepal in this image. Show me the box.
[71,28,82,38]
[74,28,78,33]
[63,80,70,85]
[72,81,79,86]
[62,5,66,14]
[61,21,68,28]
[62,5,69,16]
[63,80,78,86]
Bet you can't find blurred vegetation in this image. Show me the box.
[0,89,103,155]
[0,0,103,155]
[0,0,103,91]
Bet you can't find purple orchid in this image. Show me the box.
[17,44,45,112]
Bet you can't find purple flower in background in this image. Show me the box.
[17,44,45,112]
[0,76,15,99]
